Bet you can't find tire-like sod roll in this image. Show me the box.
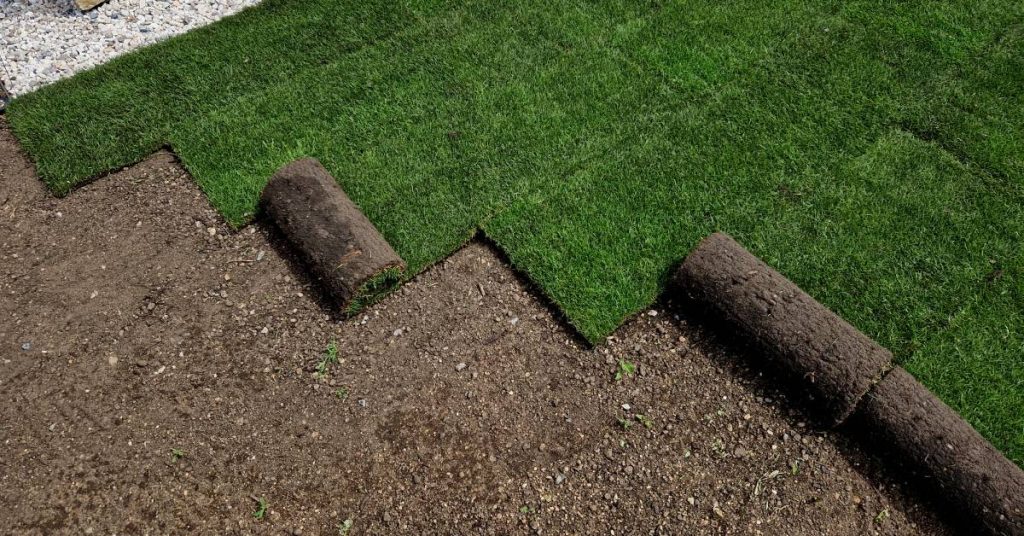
[853,368,1024,536]
[673,232,891,425]
[74,0,108,11]
[260,158,404,311]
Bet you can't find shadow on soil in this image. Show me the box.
[669,297,975,534]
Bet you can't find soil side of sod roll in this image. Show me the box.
[851,368,1024,536]
[260,157,404,312]
[673,231,1024,535]
[672,232,892,425]
[74,0,108,11]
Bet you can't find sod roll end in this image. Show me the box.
[74,0,108,11]
[673,232,892,425]
[854,368,1024,535]
[260,158,404,312]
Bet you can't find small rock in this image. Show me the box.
[455,362,467,372]
[21,342,31,351]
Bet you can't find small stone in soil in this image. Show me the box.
[455,362,467,371]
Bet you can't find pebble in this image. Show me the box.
[455,362,467,371]
[1,0,262,95]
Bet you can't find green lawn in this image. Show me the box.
[7,0,1023,463]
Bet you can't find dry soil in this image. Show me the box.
[0,117,955,535]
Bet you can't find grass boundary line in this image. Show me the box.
[6,117,1021,531]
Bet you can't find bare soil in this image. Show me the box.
[0,117,954,535]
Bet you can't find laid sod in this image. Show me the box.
[7,0,1023,463]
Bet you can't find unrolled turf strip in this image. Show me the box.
[852,368,1024,536]
[6,0,1024,463]
[672,232,892,425]
[260,158,404,311]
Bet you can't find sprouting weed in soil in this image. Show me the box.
[635,414,653,429]
[617,417,633,431]
[874,507,890,524]
[316,341,339,378]
[519,505,534,514]
[338,518,353,535]
[614,359,636,381]
[335,387,349,400]
[790,460,800,475]
[253,497,268,520]
[711,438,726,456]
[170,448,186,462]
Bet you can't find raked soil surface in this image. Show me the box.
[0,116,956,535]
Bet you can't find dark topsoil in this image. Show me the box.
[0,117,955,535]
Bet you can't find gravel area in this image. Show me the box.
[0,0,260,96]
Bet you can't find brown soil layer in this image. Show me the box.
[0,117,954,535]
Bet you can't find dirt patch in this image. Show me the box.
[0,117,953,534]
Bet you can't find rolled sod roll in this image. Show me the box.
[673,232,892,424]
[75,0,107,11]
[261,158,404,311]
[854,368,1024,535]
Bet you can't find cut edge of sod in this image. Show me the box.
[344,266,405,316]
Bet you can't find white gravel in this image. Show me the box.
[0,0,261,97]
